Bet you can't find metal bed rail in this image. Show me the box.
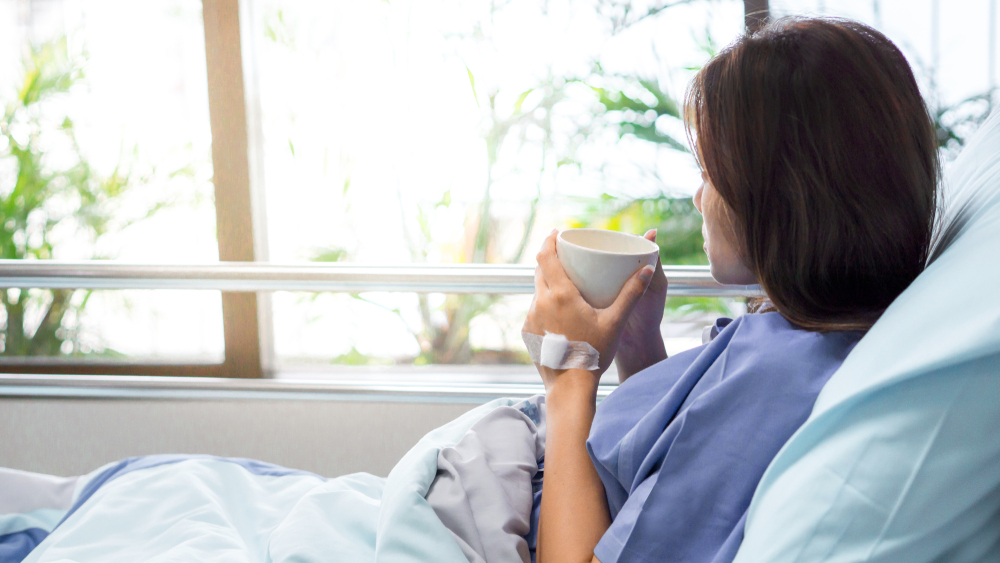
[0,261,764,297]
[0,261,762,396]
[0,373,559,403]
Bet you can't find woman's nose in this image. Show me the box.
[693,184,704,214]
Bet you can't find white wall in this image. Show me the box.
[0,398,475,478]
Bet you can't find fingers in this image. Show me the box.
[534,265,549,296]
[603,265,655,325]
[652,252,667,284]
[536,230,576,294]
[643,228,664,276]
[643,229,667,291]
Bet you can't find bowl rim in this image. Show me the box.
[557,228,659,257]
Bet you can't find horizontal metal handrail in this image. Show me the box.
[0,260,764,297]
[0,373,558,403]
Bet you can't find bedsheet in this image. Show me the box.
[1,396,544,563]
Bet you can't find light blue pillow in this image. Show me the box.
[733,111,1000,562]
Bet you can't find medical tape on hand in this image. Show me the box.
[521,331,600,370]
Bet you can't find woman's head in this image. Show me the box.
[687,17,939,331]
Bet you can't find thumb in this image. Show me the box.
[604,265,654,324]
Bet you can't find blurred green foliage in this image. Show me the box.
[292,1,721,365]
[933,92,995,162]
[593,71,686,151]
[333,346,393,366]
[297,2,993,365]
[0,37,177,357]
[568,195,706,266]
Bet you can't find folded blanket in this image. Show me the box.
[427,395,545,563]
[1,397,545,563]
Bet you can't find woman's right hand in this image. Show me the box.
[614,229,668,383]
[523,230,654,390]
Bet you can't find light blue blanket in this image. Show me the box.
[2,398,529,563]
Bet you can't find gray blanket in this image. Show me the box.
[426,396,546,563]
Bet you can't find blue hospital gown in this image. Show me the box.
[526,312,862,563]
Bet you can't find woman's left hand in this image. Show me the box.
[523,230,655,391]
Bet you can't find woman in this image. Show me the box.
[523,17,938,563]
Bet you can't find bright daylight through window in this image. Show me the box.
[255,0,747,379]
[0,0,996,380]
[0,0,223,366]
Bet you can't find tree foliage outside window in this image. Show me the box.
[10,3,985,366]
[0,37,181,357]
[277,0,729,365]
[933,92,996,162]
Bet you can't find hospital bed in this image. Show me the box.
[3,109,1000,561]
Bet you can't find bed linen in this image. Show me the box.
[0,467,88,562]
[427,395,545,563]
[1,396,545,563]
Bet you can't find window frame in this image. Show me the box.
[0,0,263,378]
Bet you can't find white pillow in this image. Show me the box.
[734,111,1000,562]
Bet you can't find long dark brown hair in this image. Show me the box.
[686,17,939,331]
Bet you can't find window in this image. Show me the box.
[1,0,990,385]
[0,0,224,373]
[250,0,748,380]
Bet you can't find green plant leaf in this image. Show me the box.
[309,247,348,262]
[513,88,534,114]
[466,65,480,108]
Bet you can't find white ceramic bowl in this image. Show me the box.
[556,228,659,309]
